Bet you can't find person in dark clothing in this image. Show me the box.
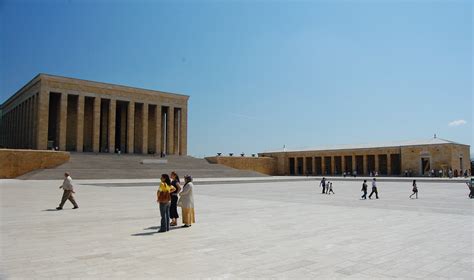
[409,180,418,199]
[319,177,326,194]
[361,180,368,199]
[369,178,379,199]
[169,171,182,226]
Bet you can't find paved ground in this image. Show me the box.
[1,178,472,279]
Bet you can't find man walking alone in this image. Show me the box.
[56,172,79,210]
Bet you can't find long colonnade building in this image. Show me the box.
[0,74,188,155]
[260,138,470,176]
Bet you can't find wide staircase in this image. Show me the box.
[18,153,267,179]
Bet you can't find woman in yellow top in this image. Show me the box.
[157,174,176,232]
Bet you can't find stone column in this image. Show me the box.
[330,156,335,175]
[141,104,149,154]
[92,97,101,153]
[167,106,174,155]
[19,103,24,148]
[180,106,188,155]
[127,101,135,154]
[32,94,38,149]
[108,99,116,153]
[25,98,30,148]
[58,93,68,151]
[341,156,345,174]
[321,156,326,175]
[76,95,85,152]
[387,154,392,176]
[375,155,380,174]
[36,89,49,150]
[363,155,368,175]
[352,156,356,173]
[155,105,162,155]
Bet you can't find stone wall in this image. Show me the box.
[205,156,277,175]
[0,149,70,178]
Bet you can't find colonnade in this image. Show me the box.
[288,153,401,176]
[1,90,187,155]
[0,93,38,149]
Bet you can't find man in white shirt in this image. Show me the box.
[56,172,79,210]
[369,178,379,199]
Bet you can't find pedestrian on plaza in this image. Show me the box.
[369,178,379,199]
[178,175,195,228]
[467,179,474,199]
[327,181,335,194]
[169,171,182,226]
[56,172,79,210]
[409,180,418,199]
[157,174,176,233]
[319,177,327,194]
[361,180,368,199]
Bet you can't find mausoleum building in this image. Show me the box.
[0,74,188,155]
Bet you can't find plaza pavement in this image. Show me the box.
[0,177,473,279]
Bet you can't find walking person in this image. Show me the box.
[319,177,327,194]
[361,180,368,199]
[327,181,335,194]
[369,178,379,199]
[409,180,418,199]
[169,171,182,226]
[157,174,176,233]
[467,179,474,199]
[178,175,195,228]
[56,172,79,210]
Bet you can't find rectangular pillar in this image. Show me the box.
[127,101,135,154]
[141,104,149,154]
[330,156,335,175]
[19,103,25,148]
[155,105,162,155]
[375,155,380,174]
[167,106,174,155]
[92,97,101,153]
[363,155,368,175]
[36,89,49,150]
[352,156,356,174]
[58,93,68,151]
[76,95,85,152]
[180,106,187,155]
[32,94,38,149]
[387,154,392,176]
[108,99,116,153]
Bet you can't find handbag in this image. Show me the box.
[158,191,171,203]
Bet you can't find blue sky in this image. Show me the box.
[0,0,472,157]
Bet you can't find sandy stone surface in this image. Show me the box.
[1,178,472,279]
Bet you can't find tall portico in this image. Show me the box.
[0,74,189,155]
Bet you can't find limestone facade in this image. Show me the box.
[259,139,470,176]
[0,149,70,178]
[0,74,189,155]
[206,156,277,175]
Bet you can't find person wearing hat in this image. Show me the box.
[178,175,195,227]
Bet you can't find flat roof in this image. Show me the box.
[1,73,188,109]
[262,138,469,153]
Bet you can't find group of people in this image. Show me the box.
[157,172,195,232]
[55,171,196,233]
[318,177,335,194]
[360,178,379,199]
[319,177,419,200]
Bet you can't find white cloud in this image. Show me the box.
[448,119,467,127]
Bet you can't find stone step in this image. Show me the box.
[18,153,266,179]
